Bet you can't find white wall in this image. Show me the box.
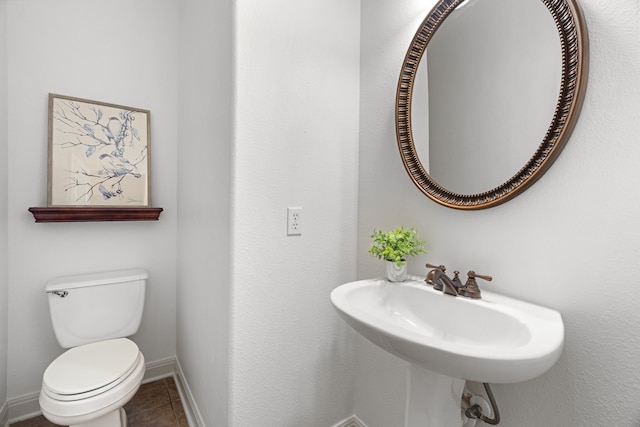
[176,0,233,425]
[357,2,429,424]
[0,0,8,418]
[358,0,640,426]
[2,2,361,426]
[230,0,360,425]
[6,0,178,399]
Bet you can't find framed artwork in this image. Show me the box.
[47,94,151,207]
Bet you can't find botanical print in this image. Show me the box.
[48,95,150,206]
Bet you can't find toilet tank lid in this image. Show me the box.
[45,268,149,292]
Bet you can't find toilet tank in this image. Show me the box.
[45,269,148,348]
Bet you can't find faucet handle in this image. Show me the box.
[425,263,446,287]
[458,271,492,299]
[468,271,492,282]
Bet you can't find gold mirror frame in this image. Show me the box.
[396,0,588,210]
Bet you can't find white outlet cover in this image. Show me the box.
[287,207,302,235]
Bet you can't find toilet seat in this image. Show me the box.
[43,338,141,401]
[39,338,145,426]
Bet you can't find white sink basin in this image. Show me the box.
[330,277,564,383]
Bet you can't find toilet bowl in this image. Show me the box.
[39,269,148,427]
[39,339,145,427]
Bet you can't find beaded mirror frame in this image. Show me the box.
[396,0,589,210]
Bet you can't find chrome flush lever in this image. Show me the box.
[47,290,69,298]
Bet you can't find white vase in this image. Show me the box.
[386,260,407,282]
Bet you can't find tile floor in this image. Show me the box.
[10,377,188,427]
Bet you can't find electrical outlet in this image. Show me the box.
[287,207,302,235]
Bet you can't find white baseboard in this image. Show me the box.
[142,356,177,383]
[6,390,40,424]
[173,358,205,427]
[0,401,8,427]
[5,357,200,426]
[332,415,368,427]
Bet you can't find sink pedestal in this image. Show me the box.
[405,365,465,427]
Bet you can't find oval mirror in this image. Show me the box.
[396,0,588,210]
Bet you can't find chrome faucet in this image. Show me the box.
[425,263,462,296]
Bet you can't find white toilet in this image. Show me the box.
[39,269,148,427]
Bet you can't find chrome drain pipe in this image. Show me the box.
[464,383,501,425]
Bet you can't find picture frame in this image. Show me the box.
[47,94,151,207]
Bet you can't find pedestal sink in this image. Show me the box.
[330,277,564,426]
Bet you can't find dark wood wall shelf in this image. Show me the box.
[28,207,163,223]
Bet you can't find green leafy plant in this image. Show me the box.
[368,227,426,267]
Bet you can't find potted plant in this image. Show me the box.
[368,227,427,282]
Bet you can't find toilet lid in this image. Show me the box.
[43,338,140,396]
